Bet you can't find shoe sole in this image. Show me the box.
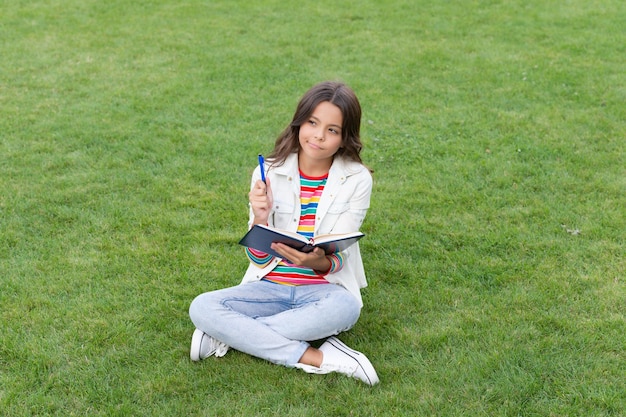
[326,337,380,385]
[190,329,204,361]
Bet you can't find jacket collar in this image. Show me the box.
[273,152,364,178]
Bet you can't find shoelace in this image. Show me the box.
[214,342,229,357]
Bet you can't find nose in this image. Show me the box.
[315,127,325,141]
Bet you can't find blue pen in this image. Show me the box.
[258,154,266,183]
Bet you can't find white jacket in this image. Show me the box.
[241,153,373,307]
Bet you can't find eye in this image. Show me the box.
[308,119,316,126]
[329,128,340,135]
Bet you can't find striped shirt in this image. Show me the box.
[245,170,344,285]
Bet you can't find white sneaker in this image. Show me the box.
[296,337,379,386]
[190,329,229,361]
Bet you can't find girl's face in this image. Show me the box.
[298,101,343,168]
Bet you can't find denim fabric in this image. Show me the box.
[189,280,361,367]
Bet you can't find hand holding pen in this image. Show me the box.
[249,154,273,225]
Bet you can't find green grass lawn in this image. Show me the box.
[1,0,624,415]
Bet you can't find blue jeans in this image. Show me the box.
[189,280,361,367]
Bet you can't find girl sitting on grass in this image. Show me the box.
[189,81,378,385]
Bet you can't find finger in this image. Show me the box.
[253,180,267,194]
[272,243,300,258]
[263,178,273,200]
[271,243,298,264]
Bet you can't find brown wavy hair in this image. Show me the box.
[267,81,365,166]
